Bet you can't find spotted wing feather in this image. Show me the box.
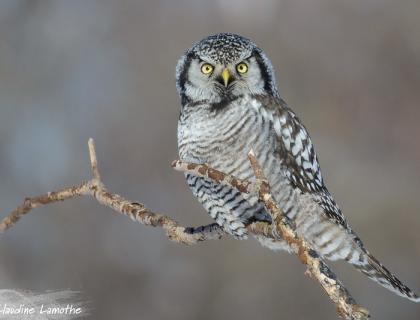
[257,95,347,227]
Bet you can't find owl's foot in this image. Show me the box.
[184,222,221,235]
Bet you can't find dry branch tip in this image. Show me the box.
[88,138,101,181]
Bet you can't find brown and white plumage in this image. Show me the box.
[176,33,419,302]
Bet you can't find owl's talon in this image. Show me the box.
[184,223,220,235]
[184,227,195,234]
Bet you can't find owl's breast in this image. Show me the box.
[177,97,280,181]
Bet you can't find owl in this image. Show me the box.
[176,33,419,302]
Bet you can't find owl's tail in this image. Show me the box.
[352,250,420,302]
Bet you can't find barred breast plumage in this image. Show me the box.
[176,33,419,302]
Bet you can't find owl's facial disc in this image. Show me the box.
[176,33,279,106]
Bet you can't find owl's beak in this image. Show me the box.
[221,68,230,87]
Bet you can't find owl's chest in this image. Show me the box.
[177,98,278,177]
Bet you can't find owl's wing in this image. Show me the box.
[258,95,348,229]
[258,96,420,301]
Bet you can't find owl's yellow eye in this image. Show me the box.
[201,63,214,75]
[236,62,248,74]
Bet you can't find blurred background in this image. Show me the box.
[0,0,419,319]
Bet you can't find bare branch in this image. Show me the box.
[0,139,370,319]
[171,160,255,194]
[0,183,89,233]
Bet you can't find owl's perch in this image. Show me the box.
[0,139,369,320]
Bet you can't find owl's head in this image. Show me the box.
[176,33,279,106]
